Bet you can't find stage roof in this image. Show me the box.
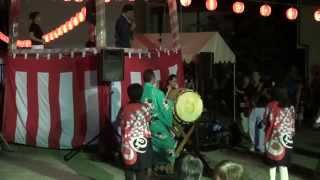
[132,32,236,64]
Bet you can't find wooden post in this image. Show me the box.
[95,0,106,48]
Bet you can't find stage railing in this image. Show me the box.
[10,47,149,58]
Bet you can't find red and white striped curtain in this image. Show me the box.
[2,55,109,149]
[2,52,183,149]
[111,51,184,122]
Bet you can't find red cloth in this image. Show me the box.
[264,101,295,161]
[120,103,152,165]
[264,101,281,142]
[120,52,184,107]
[2,55,109,149]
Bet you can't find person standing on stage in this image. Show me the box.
[29,11,44,48]
[115,4,136,48]
[163,74,179,95]
[120,84,153,180]
[141,69,176,174]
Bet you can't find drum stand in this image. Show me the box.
[174,122,212,176]
[0,133,11,152]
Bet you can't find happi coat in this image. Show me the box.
[141,83,176,164]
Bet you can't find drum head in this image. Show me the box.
[175,91,203,123]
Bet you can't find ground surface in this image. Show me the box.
[0,128,318,180]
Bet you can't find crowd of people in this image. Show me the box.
[235,66,311,180]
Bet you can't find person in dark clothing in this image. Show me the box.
[29,11,44,46]
[115,4,136,48]
[163,74,178,95]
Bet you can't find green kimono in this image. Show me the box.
[141,83,176,165]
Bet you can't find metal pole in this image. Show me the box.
[233,63,236,122]
[95,0,106,48]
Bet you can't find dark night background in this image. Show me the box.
[177,0,306,79]
[0,0,9,53]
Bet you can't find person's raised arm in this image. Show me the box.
[29,32,44,44]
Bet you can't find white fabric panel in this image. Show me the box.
[153,70,161,81]
[59,72,74,148]
[168,64,178,75]
[111,81,121,123]
[130,72,142,84]
[15,72,28,144]
[36,73,50,147]
[84,71,100,144]
[132,32,236,64]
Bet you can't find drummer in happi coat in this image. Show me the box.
[141,69,176,173]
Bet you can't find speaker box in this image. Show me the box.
[195,53,214,107]
[99,49,124,82]
[197,52,214,78]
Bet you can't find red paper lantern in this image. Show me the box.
[180,0,192,7]
[57,27,63,36]
[260,4,272,17]
[0,32,9,43]
[43,35,49,43]
[206,0,218,11]
[53,31,59,39]
[77,12,85,22]
[54,29,59,38]
[25,40,32,47]
[232,1,245,14]
[81,7,87,17]
[62,24,69,33]
[286,7,298,20]
[49,32,54,41]
[105,0,111,3]
[314,9,320,22]
[67,21,74,30]
[16,40,21,47]
[72,17,79,26]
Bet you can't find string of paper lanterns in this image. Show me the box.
[16,40,32,48]
[42,7,86,44]
[179,0,320,21]
[0,32,32,48]
[0,7,86,48]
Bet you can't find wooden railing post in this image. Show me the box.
[95,0,106,48]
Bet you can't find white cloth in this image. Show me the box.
[32,45,44,49]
